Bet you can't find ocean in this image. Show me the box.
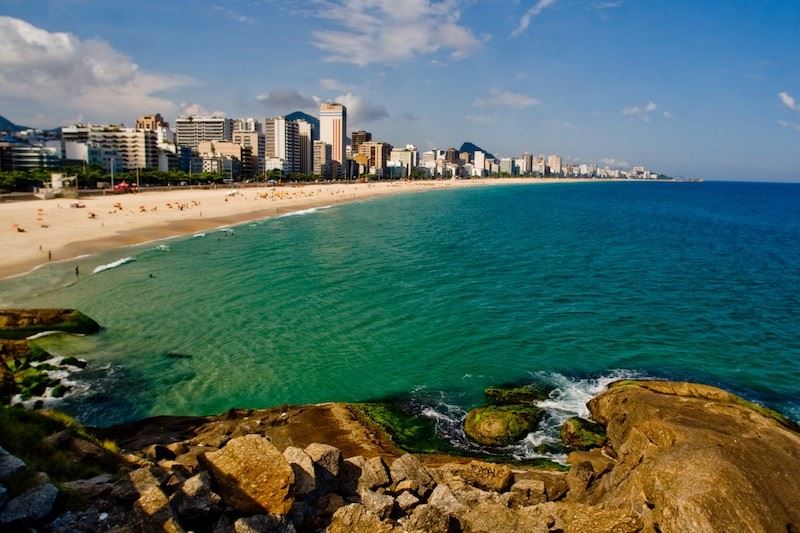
[2,181,798,460]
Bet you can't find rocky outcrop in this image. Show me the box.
[573,380,800,532]
[0,309,100,339]
[464,405,544,446]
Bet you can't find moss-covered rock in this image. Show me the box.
[560,417,607,450]
[0,309,100,340]
[354,402,458,454]
[464,405,544,447]
[484,383,552,405]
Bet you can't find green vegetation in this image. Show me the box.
[560,417,607,451]
[355,402,458,455]
[484,382,552,405]
[464,405,545,447]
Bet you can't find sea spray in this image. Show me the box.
[92,257,135,274]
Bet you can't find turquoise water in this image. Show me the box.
[1,181,799,456]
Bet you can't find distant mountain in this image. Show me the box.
[459,142,495,160]
[285,111,320,141]
[0,115,30,133]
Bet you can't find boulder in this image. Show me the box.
[337,455,365,495]
[61,473,115,500]
[389,454,434,496]
[401,504,453,533]
[234,514,296,533]
[305,443,343,484]
[326,503,397,533]
[580,380,800,532]
[560,417,607,450]
[0,309,101,339]
[283,446,316,496]
[440,460,514,492]
[170,471,224,522]
[484,383,551,405]
[427,484,468,517]
[0,484,6,508]
[0,483,58,528]
[0,446,26,482]
[359,488,395,519]
[463,405,544,446]
[553,503,644,533]
[509,478,547,507]
[361,456,391,490]
[396,490,420,512]
[202,435,294,515]
[459,502,549,533]
[129,468,184,533]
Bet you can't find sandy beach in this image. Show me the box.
[0,178,589,280]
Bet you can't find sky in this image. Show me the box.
[0,0,798,181]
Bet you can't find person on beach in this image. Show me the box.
[75,265,79,277]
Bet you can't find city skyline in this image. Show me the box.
[0,1,799,181]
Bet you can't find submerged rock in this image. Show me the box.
[484,383,552,405]
[0,309,100,339]
[463,405,544,446]
[560,416,608,450]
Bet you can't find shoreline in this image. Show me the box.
[0,177,607,281]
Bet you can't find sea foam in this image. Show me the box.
[92,257,135,274]
[277,205,332,218]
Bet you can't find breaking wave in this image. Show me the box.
[92,257,135,274]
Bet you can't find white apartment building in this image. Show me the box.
[296,120,313,175]
[62,125,158,170]
[264,117,300,174]
[175,115,233,152]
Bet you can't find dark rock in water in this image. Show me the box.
[164,351,193,359]
[60,356,88,369]
[560,417,607,451]
[484,382,552,405]
[0,309,100,339]
[464,405,544,446]
[0,483,59,527]
[50,383,70,398]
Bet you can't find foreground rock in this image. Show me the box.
[0,309,100,339]
[559,416,607,450]
[576,380,800,532]
[464,405,544,446]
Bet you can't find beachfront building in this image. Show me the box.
[474,151,486,177]
[233,130,265,175]
[0,143,61,171]
[264,117,300,175]
[313,141,332,178]
[358,141,392,175]
[351,130,371,154]
[197,140,245,177]
[297,120,314,175]
[62,125,158,170]
[319,103,347,177]
[233,118,261,133]
[389,146,418,178]
[547,154,563,176]
[175,115,233,152]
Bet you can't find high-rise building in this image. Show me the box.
[351,130,371,154]
[313,140,332,178]
[136,114,167,131]
[389,146,418,178]
[319,103,347,176]
[547,154,562,176]
[233,118,260,133]
[62,124,158,169]
[175,116,233,152]
[358,141,392,172]
[500,158,514,175]
[445,147,459,164]
[474,151,486,176]
[264,117,300,174]
[522,153,533,175]
[297,120,314,175]
[233,130,265,175]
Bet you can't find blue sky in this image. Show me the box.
[0,0,798,180]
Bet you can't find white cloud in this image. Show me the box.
[596,1,623,9]
[779,91,799,112]
[0,16,190,123]
[256,88,320,113]
[622,101,659,121]
[473,89,540,109]
[310,0,482,65]
[333,92,389,124]
[600,157,630,168]
[778,120,800,132]
[179,103,225,117]
[320,78,358,92]
[212,6,255,24]
[663,111,673,119]
[511,0,557,38]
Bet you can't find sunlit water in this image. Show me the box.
[2,181,798,459]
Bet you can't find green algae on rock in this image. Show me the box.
[560,416,607,451]
[483,382,552,405]
[464,405,544,447]
[353,402,458,455]
[0,309,100,340]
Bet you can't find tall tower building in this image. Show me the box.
[547,154,562,176]
[296,120,314,175]
[319,103,347,177]
[313,141,332,178]
[264,117,300,174]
